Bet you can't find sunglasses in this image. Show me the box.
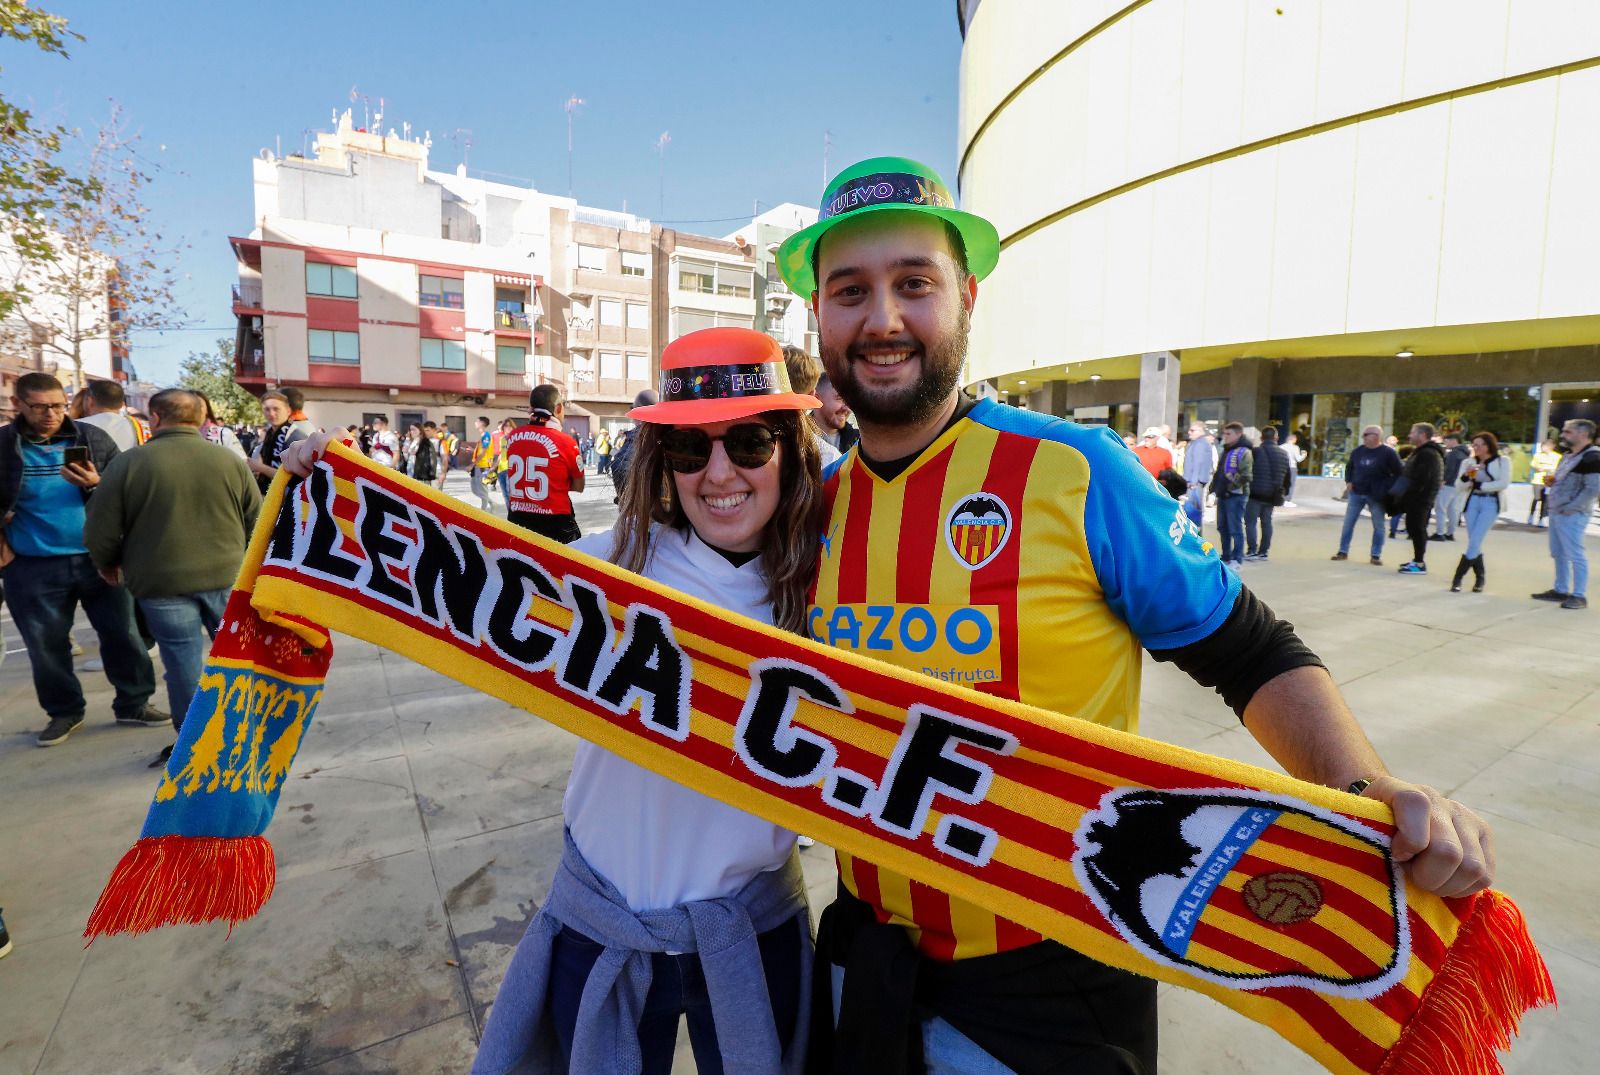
[662,424,778,473]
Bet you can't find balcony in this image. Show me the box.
[494,309,532,331]
[236,347,265,380]
[232,281,263,309]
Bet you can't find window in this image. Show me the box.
[306,262,358,299]
[599,299,622,327]
[717,266,754,298]
[621,250,649,277]
[309,329,360,364]
[674,308,715,338]
[720,313,754,331]
[421,338,466,371]
[419,274,464,309]
[496,344,526,374]
[677,259,715,294]
[494,287,526,314]
[577,244,607,272]
[599,351,623,380]
[626,353,648,382]
[626,302,649,331]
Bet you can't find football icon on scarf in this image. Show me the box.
[1072,788,1411,999]
[944,494,1012,569]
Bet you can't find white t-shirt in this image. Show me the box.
[78,410,140,453]
[563,525,797,912]
[370,429,399,466]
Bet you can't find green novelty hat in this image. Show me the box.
[775,156,1000,298]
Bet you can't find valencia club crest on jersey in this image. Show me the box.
[944,493,1012,570]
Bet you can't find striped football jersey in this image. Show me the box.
[810,398,1239,961]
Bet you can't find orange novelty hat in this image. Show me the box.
[628,327,821,424]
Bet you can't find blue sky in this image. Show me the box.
[9,0,963,384]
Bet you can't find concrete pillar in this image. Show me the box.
[1227,357,1273,427]
[1137,351,1181,435]
[1358,391,1395,437]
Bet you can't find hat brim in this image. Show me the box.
[628,393,821,425]
[776,204,1000,299]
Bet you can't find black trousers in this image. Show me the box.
[810,884,1157,1074]
[1408,500,1434,563]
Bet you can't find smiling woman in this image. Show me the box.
[472,327,825,1075]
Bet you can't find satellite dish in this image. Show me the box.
[260,148,275,161]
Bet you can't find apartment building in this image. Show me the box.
[725,203,819,356]
[231,111,793,443]
[231,111,569,441]
[654,229,758,350]
[564,209,656,430]
[1,228,126,417]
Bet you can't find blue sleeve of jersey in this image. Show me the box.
[1076,425,1240,649]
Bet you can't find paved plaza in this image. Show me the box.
[1,474,1594,1074]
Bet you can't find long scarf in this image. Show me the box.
[87,443,1553,1075]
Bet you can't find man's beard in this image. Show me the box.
[820,305,971,428]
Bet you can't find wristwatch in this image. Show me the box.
[1347,778,1373,796]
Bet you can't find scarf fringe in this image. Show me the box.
[1378,889,1557,1075]
[82,835,276,944]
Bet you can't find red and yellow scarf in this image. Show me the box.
[88,444,1553,1074]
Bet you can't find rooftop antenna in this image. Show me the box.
[656,131,671,218]
[823,130,832,185]
[565,94,584,197]
[449,128,473,170]
[374,97,385,132]
[349,86,371,131]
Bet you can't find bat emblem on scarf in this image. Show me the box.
[1073,788,1408,999]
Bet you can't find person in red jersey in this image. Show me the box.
[505,384,586,544]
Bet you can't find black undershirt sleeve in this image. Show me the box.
[1146,585,1325,719]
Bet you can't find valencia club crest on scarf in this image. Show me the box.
[944,493,1012,569]
[1073,788,1408,999]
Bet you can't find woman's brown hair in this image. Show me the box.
[610,411,825,635]
[1471,431,1500,458]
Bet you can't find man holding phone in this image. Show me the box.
[0,373,165,747]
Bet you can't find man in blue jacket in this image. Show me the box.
[1332,425,1403,566]
[1,373,166,747]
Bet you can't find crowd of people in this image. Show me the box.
[1136,413,1597,608]
[0,152,1584,1075]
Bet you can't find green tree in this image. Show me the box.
[0,0,97,319]
[179,338,262,426]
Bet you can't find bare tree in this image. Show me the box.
[1,104,188,389]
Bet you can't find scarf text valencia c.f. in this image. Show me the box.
[86,443,1553,1075]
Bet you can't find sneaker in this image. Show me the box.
[115,705,171,728]
[0,907,11,959]
[37,714,84,747]
[1243,552,1267,561]
[1531,589,1572,602]
[70,639,85,657]
[1369,557,1383,566]
[79,658,104,672]
[1283,501,1297,508]
[797,835,816,849]
[1330,552,1348,561]
[1427,533,1445,542]
[1560,596,1588,610]
[148,744,175,769]
[1398,562,1427,574]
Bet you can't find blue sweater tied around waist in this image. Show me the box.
[472,828,812,1075]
